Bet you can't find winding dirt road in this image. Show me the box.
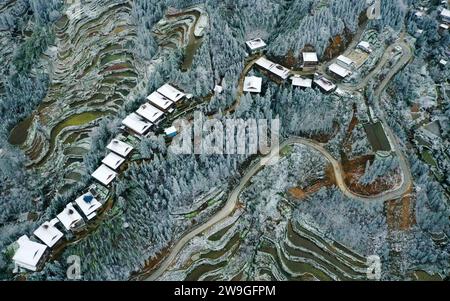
[145,36,414,281]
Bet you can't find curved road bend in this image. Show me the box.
[146,39,414,281]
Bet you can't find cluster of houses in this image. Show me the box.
[12,184,110,271]
[414,4,450,38]
[326,41,372,80]
[122,83,185,138]
[245,37,375,94]
[246,38,335,93]
[12,135,136,272]
[11,83,187,273]
[91,83,184,187]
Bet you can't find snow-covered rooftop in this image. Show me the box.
[92,164,117,186]
[303,52,318,63]
[122,113,152,135]
[314,76,336,92]
[357,41,372,52]
[337,55,354,67]
[57,203,84,231]
[136,103,164,124]
[255,57,290,80]
[415,11,425,18]
[102,152,125,170]
[164,126,177,137]
[328,63,352,78]
[13,235,47,271]
[157,83,185,103]
[33,221,64,248]
[146,91,174,111]
[291,76,312,88]
[214,85,223,94]
[245,38,267,51]
[243,76,262,93]
[107,139,133,157]
[441,8,450,19]
[75,193,102,220]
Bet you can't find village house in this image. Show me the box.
[101,152,126,171]
[92,164,117,186]
[164,126,178,138]
[357,41,372,53]
[147,91,174,112]
[136,103,165,125]
[75,193,103,221]
[245,38,267,54]
[122,112,152,136]
[291,75,312,88]
[243,76,262,93]
[12,235,48,272]
[328,63,352,79]
[440,8,450,23]
[313,73,337,93]
[302,51,319,67]
[255,57,290,80]
[33,220,64,248]
[107,139,133,158]
[157,83,186,104]
[57,203,85,231]
[336,55,355,69]
[214,84,223,94]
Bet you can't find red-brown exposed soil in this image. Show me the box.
[386,190,416,231]
[288,164,336,200]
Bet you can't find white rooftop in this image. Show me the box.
[328,63,352,78]
[337,55,354,66]
[157,83,185,103]
[136,103,164,124]
[245,38,267,51]
[75,193,102,220]
[33,221,64,248]
[102,152,126,170]
[92,164,117,186]
[440,23,449,29]
[303,52,318,63]
[122,113,152,135]
[314,76,336,92]
[441,8,450,18]
[357,41,372,52]
[256,57,274,70]
[164,126,177,136]
[107,139,133,157]
[57,203,84,231]
[147,91,174,111]
[13,235,47,271]
[255,57,290,80]
[243,76,262,93]
[440,59,448,65]
[291,76,312,88]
